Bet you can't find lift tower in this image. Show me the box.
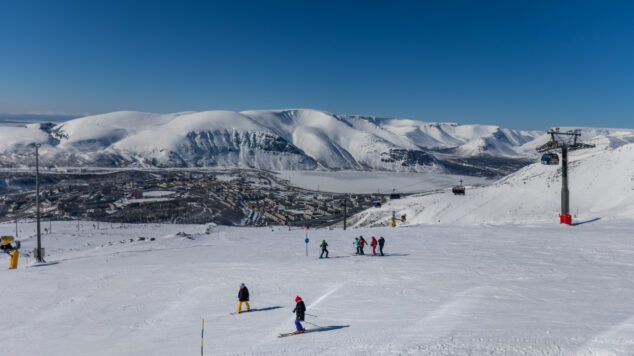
[536,128,594,224]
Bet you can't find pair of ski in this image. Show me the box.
[229,309,260,315]
[278,328,322,338]
[230,309,330,337]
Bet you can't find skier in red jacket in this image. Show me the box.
[359,236,367,255]
[371,236,378,255]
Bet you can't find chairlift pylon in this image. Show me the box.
[536,128,595,224]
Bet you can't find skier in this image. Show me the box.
[320,240,329,259]
[353,237,360,254]
[359,236,367,255]
[293,296,306,333]
[237,283,250,312]
[378,236,385,256]
[371,236,378,255]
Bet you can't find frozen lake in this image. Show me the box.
[276,170,490,194]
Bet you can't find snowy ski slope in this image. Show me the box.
[2,220,634,355]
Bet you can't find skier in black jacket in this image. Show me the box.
[359,236,367,255]
[378,236,385,256]
[293,296,306,333]
[237,283,250,312]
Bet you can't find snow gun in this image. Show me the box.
[1,236,20,269]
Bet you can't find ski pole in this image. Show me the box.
[304,320,322,328]
[305,313,318,317]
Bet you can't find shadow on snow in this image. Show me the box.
[250,306,283,312]
[572,217,601,226]
[30,262,60,267]
[310,325,350,333]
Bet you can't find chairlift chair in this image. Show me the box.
[540,152,559,165]
[452,180,465,195]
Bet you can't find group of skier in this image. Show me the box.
[353,235,385,256]
[237,283,307,334]
[319,236,386,258]
[235,235,387,335]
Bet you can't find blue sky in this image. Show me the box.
[1,1,633,129]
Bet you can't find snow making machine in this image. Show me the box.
[1,236,21,269]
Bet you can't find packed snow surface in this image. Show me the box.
[2,220,634,355]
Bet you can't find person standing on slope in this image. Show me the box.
[293,296,306,333]
[371,236,378,255]
[354,237,360,255]
[237,283,250,312]
[378,236,385,256]
[320,240,329,259]
[359,236,367,255]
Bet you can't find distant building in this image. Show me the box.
[130,189,143,199]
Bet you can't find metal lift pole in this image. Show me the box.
[536,128,593,225]
[34,143,43,262]
[561,145,569,217]
[343,200,347,231]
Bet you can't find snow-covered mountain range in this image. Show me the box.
[1,109,632,175]
[0,109,535,171]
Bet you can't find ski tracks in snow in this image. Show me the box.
[578,314,634,355]
[386,286,503,353]
[307,285,342,309]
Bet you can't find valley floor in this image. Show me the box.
[1,220,633,355]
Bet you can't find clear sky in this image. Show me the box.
[1,0,633,129]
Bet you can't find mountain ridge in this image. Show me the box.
[1,109,630,174]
